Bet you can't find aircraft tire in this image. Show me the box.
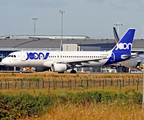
[58,72,64,73]
[70,70,76,74]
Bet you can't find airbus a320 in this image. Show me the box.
[2,28,136,73]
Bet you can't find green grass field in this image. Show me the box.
[0,72,143,120]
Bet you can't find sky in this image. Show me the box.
[0,0,144,39]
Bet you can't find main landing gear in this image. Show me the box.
[70,69,76,73]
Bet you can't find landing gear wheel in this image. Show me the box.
[70,70,76,74]
[20,67,23,73]
[58,72,64,73]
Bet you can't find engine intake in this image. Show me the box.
[51,63,67,72]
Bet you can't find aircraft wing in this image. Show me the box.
[56,57,109,65]
[43,57,109,68]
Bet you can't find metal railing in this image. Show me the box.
[0,76,142,91]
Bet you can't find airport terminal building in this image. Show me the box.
[0,35,144,72]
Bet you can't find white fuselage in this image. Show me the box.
[1,28,136,72]
[2,51,111,68]
[121,55,144,68]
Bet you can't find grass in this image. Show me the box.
[0,72,143,91]
[24,100,144,120]
[0,85,143,95]
[1,86,143,120]
[0,72,143,120]
[0,72,142,81]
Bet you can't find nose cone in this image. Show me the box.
[2,58,10,65]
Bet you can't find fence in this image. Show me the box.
[0,76,142,90]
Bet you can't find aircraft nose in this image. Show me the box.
[2,58,10,65]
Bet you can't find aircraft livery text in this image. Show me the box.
[26,52,50,60]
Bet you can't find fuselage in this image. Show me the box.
[1,28,136,73]
[121,55,144,68]
[2,51,111,68]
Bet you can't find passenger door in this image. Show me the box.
[21,52,26,61]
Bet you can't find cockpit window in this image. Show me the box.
[8,55,16,58]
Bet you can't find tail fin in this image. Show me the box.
[105,28,136,65]
[113,27,119,44]
[112,28,135,54]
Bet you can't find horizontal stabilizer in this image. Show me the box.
[121,53,138,59]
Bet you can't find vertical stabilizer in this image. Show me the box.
[105,28,136,65]
[113,27,119,44]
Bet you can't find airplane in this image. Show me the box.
[113,27,144,72]
[113,27,120,45]
[1,28,136,73]
[121,56,144,72]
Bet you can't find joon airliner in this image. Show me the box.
[2,28,136,73]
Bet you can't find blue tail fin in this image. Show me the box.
[112,28,135,53]
[105,28,136,65]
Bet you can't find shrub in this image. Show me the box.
[0,90,142,119]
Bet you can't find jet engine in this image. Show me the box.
[51,63,67,73]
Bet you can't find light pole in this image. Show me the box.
[114,21,123,36]
[32,17,38,40]
[59,10,66,51]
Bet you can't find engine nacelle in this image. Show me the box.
[51,63,67,72]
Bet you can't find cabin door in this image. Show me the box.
[21,52,26,61]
